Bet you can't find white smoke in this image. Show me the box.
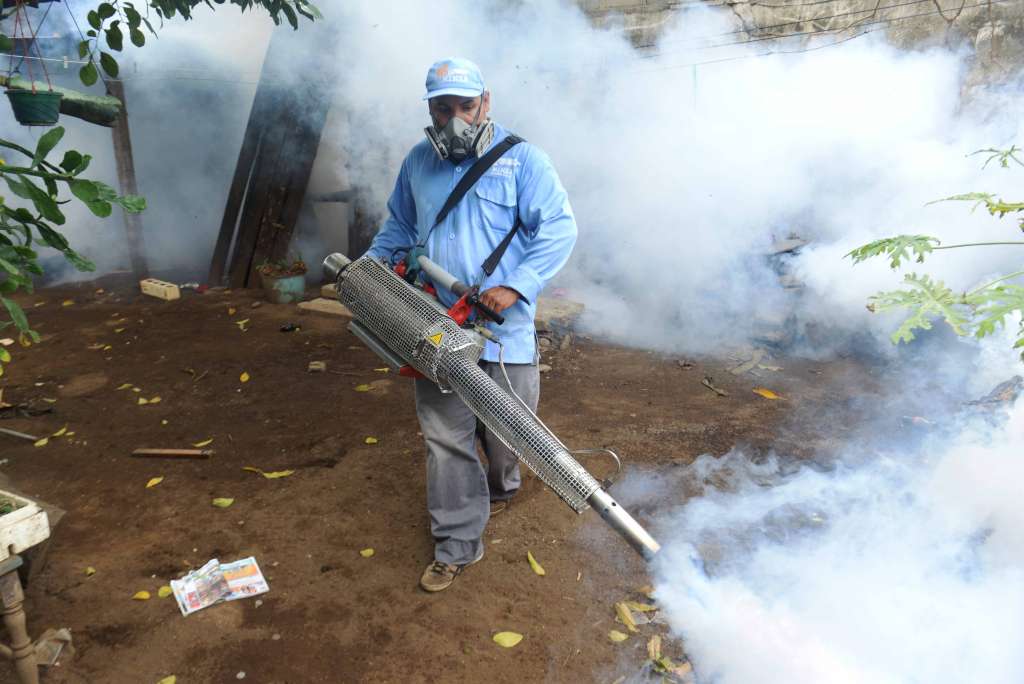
[317,0,1023,357]
[651,387,1024,683]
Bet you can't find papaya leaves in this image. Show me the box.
[850,146,1024,357]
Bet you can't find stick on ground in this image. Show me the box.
[131,448,214,459]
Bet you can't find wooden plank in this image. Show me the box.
[207,84,274,285]
[106,80,148,278]
[266,83,333,262]
[227,87,291,288]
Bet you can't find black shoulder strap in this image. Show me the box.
[431,134,524,230]
[481,213,522,277]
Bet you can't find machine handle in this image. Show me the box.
[469,294,505,325]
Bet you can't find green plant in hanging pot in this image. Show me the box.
[256,256,308,304]
[3,1,62,126]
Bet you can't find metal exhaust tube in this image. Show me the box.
[588,489,661,560]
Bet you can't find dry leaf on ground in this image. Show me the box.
[752,387,782,400]
[192,438,214,447]
[145,477,164,489]
[614,602,638,633]
[158,586,173,598]
[359,548,374,558]
[239,372,250,383]
[647,635,662,660]
[211,498,234,508]
[364,437,378,444]
[132,591,150,601]
[242,467,295,479]
[608,630,629,643]
[527,550,546,576]
[492,632,523,648]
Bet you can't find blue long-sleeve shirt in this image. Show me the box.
[367,123,578,364]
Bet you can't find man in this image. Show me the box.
[366,57,577,592]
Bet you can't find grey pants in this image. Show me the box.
[414,361,540,565]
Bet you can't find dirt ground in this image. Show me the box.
[0,276,888,683]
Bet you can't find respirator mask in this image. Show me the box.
[424,106,494,164]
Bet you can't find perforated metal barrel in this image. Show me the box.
[337,256,481,383]
[442,358,601,511]
[336,255,600,511]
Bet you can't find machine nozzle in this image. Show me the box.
[322,252,352,282]
[588,488,661,560]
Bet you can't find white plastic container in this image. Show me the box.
[0,490,50,561]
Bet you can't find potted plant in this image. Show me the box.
[256,256,307,304]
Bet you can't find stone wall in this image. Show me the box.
[579,0,1024,86]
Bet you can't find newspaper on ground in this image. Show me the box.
[170,556,269,616]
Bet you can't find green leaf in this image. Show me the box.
[18,175,65,224]
[37,224,70,251]
[868,273,968,343]
[85,200,112,218]
[87,10,102,30]
[281,2,298,29]
[43,176,58,199]
[3,176,32,202]
[116,195,146,213]
[100,51,119,78]
[125,5,142,28]
[971,284,1024,339]
[93,181,119,201]
[78,39,90,59]
[106,24,123,52]
[0,34,13,53]
[0,294,30,333]
[130,27,146,47]
[80,61,98,87]
[59,150,83,174]
[97,2,116,19]
[846,235,940,270]
[32,127,64,168]
[69,179,99,204]
[62,248,95,272]
[72,154,92,176]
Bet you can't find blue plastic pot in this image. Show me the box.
[261,272,306,304]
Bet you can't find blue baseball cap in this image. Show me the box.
[423,57,485,100]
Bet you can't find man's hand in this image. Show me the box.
[478,286,521,314]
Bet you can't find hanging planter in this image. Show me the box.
[5,88,61,125]
[5,0,61,126]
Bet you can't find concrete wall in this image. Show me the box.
[579,0,1024,86]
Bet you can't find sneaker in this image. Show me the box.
[419,547,484,593]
